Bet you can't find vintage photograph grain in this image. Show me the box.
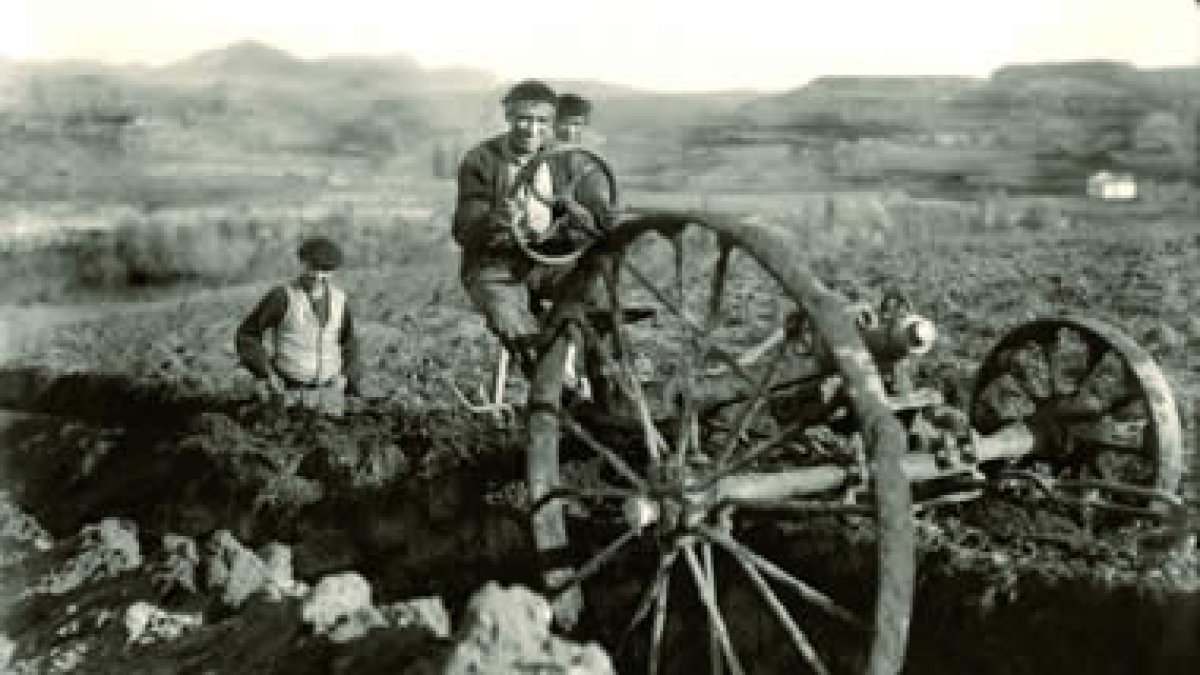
[2,2,1199,673]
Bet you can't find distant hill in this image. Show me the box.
[744,62,1199,133]
[1,44,1196,200]
[716,61,1199,193]
[739,75,983,137]
[164,40,309,81]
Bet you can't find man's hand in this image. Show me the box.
[556,197,597,235]
[255,371,284,403]
[479,198,525,249]
[492,198,524,228]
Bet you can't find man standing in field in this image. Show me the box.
[452,79,613,368]
[236,236,362,417]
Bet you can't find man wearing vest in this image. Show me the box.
[453,79,614,369]
[236,236,361,417]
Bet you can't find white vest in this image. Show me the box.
[272,283,346,385]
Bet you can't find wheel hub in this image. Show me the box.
[623,464,717,535]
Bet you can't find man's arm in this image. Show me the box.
[558,151,616,243]
[452,147,514,251]
[235,287,288,380]
[338,301,361,397]
[575,154,616,227]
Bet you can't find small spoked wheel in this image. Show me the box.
[970,316,1183,508]
[526,212,914,674]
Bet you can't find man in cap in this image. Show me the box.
[554,93,592,145]
[236,236,361,417]
[452,79,616,629]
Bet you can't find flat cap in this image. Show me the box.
[296,236,343,271]
[556,93,592,119]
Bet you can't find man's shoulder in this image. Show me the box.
[263,283,290,301]
[461,135,508,164]
[262,284,293,309]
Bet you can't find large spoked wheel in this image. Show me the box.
[970,316,1183,502]
[527,212,914,674]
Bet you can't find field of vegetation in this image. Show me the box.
[3,173,1200,672]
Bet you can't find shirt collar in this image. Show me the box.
[501,134,558,166]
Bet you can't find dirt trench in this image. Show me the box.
[2,370,1199,674]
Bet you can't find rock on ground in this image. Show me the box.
[203,529,272,608]
[381,597,452,639]
[445,582,614,675]
[301,571,387,643]
[25,518,140,598]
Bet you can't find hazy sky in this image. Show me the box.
[6,0,1199,91]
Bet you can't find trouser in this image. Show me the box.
[277,374,347,417]
[464,255,617,399]
[463,259,587,369]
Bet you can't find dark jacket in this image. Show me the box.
[452,134,614,277]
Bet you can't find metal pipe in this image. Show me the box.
[712,423,1036,503]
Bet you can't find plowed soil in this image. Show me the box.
[3,210,1199,674]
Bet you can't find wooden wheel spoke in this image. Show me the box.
[682,545,746,675]
[575,313,668,461]
[1066,418,1147,453]
[714,342,790,467]
[551,528,639,596]
[702,542,723,675]
[701,527,865,629]
[616,550,678,659]
[622,258,758,389]
[648,553,674,675]
[1037,335,1065,397]
[1100,373,1141,416]
[672,232,701,465]
[707,419,808,485]
[559,410,648,490]
[699,372,827,419]
[696,242,736,372]
[532,485,640,514]
[1078,344,1113,394]
[706,243,733,333]
[973,380,1017,427]
[1009,347,1049,402]
[601,259,631,357]
[1064,365,1140,424]
[725,536,830,675]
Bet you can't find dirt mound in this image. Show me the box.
[0,515,607,675]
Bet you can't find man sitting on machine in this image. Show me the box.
[452,79,617,394]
